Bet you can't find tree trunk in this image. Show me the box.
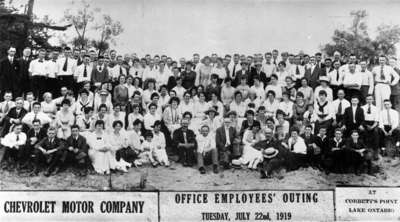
[27,0,34,20]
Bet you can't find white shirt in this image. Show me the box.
[339,64,361,75]
[379,108,399,129]
[262,62,275,77]
[57,57,77,76]
[211,66,227,80]
[343,71,363,90]
[265,84,282,99]
[110,64,127,79]
[360,69,374,94]
[46,60,59,78]
[143,113,161,130]
[74,63,93,83]
[1,132,27,148]
[362,104,379,122]
[372,65,399,85]
[142,66,158,81]
[0,101,15,114]
[22,111,52,127]
[197,133,215,153]
[29,59,48,76]
[228,63,242,78]
[278,101,294,117]
[332,98,350,115]
[314,100,335,121]
[250,85,266,100]
[288,136,307,154]
[289,64,305,80]
[328,69,344,86]
[152,131,166,150]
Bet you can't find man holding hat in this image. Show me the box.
[172,119,197,167]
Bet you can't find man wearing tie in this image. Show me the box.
[372,55,399,110]
[228,54,241,81]
[262,52,275,78]
[378,99,400,158]
[0,123,27,170]
[289,55,305,88]
[63,125,89,176]
[361,94,380,160]
[304,56,321,89]
[2,97,26,137]
[172,119,197,167]
[33,127,65,176]
[359,60,374,105]
[21,102,52,129]
[216,118,238,169]
[0,46,19,98]
[74,55,93,94]
[24,119,47,171]
[332,89,350,128]
[17,47,32,96]
[57,46,77,91]
[28,49,48,99]
[342,96,365,137]
[328,61,344,99]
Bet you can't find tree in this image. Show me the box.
[322,10,400,63]
[63,0,99,49]
[93,14,123,54]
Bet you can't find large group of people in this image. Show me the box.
[0,45,399,178]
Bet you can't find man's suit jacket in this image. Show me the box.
[172,127,197,149]
[17,58,31,83]
[233,70,250,87]
[35,137,65,151]
[2,107,28,135]
[343,106,365,130]
[249,69,268,86]
[26,128,47,147]
[0,57,19,91]
[66,135,89,153]
[304,65,321,89]
[215,126,236,150]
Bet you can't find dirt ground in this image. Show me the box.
[1,156,399,191]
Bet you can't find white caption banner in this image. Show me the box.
[336,187,400,221]
[0,191,158,222]
[159,190,334,222]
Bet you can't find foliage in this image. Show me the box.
[322,10,400,61]
[93,14,123,54]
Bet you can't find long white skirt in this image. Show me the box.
[88,149,117,174]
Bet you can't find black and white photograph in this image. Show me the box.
[0,0,400,221]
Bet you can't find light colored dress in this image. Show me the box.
[87,131,116,174]
[55,110,75,139]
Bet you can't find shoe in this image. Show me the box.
[183,162,189,167]
[213,165,219,174]
[223,163,231,170]
[199,167,206,174]
[52,167,60,175]
[44,170,51,177]
[260,170,267,179]
[232,159,242,166]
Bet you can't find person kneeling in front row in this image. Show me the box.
[32,127,65,176]
[197,125,218,174]
[0,123,27,171]
[62,125,89,176]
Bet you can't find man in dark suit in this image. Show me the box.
[17,47,32,96]
[321,58,334,76]
[2,97,27,137]
[62,125,89,176]
[32,127,65,176]
[0,46,19,97]
[23,119,47,170]
[304,56,322,89]
[343,96,365,137]
[233,61,250,87]
[216,118,237,169]
[172,119,197,167]
[249,61,268,86]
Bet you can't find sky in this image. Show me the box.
[9,0,400,59]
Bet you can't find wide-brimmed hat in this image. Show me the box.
[204,107,219,116]
[262,147,279,159]
[99,89,109,96]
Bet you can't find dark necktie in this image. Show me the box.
[120,66,123,75]
[367,105,371,114]
[291,141,295,151]
[39,60,44,63]
[380,66,385,80]
[73,138,78,148]
[4,102,9,113]
[296,65,300,75]
[338,101,342,114]
[232,64,237,78]
[83,65,87,77]
[28,102,32,112]
[33,114,38,121]
[63,57,68,72]
[336,70,340,82]
[16,134,19,141]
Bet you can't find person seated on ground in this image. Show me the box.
[239,109,260,138]
[22,102,52,129]
[0,92,15,126]
[163,96,181,135]
[62,125,89,176]
[2,97,27,137]
[55,99,75,140]
[312,127,329,169]
[216,117,238,169]
[151,120,169,167]
[300,125,319,165]
[108,120,132,172]
[137,130,157,167]
[233,121,265,169]
[93,104,111,130]
[124,119,143,164]
[257,128,288,179]
[345,130,373,175]
[284,126,308,170]
[378,99,400,158]
[87,120,116,175]
[197,125,219,174]
[361,94,380,160]
[173,118,197,167]
[41,92,57,119]
[33,127,65,176]
[23,119,47,170]
[1,123,27,170]
[325,128,346,173]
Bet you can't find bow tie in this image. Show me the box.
[39,60,44,63]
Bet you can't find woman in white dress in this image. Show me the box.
[127,104,144,130]
[109,104,126,129]
[55,99,75,139]
[178,92,194,116]
[108,120,132,172]
[41,92,57,119]
[162,97,181,134]
[87,120,115,174]
[196,56,212,87]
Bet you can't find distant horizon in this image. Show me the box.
[9,0,400,59]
